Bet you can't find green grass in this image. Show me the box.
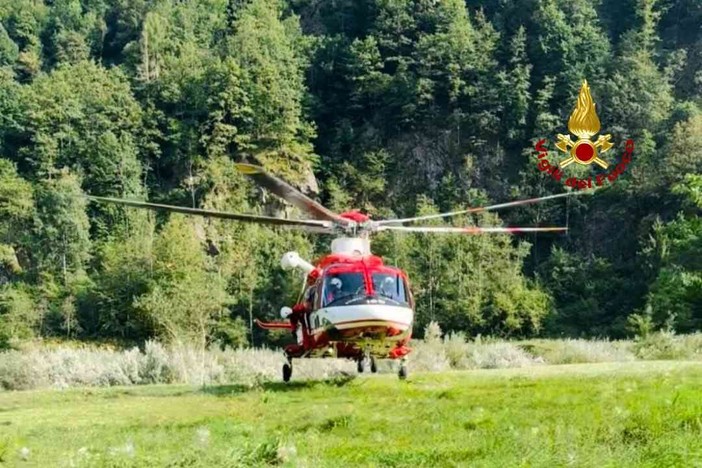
[1,361,702,467]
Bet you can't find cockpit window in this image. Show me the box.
[305,286,315,305]
[323,272,366,306]
[371,273,407,304]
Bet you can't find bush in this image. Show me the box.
[2,333,702,391]
[409,322,451,372]
[410,325,538,371]
[443,332,470,368]
[632,331,702,360]
[521,339,636,365]
[463,340,539,369]
[141,341,175,384]
[676,334,702,360]
[410,340,451,372]
[0,342,356,391]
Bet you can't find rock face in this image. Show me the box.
[261,162,323,219]
[298,165,320,196]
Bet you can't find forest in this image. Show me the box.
[0,0,700,349]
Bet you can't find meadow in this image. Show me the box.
[1,360,702,467]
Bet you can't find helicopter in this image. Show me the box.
[90,163,579,381]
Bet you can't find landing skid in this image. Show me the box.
[282,353,293,383]
[281,352,406,383]
[398,357,408,380]
[356,355,378,374]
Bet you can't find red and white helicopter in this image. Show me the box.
[91,163,578,380]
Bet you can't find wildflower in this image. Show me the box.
[196,427,210,447]
[276,444,297,463]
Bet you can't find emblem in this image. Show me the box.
[531,80,634,190]
[555,80,613,169]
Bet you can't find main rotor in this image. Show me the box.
[89,162,584,238]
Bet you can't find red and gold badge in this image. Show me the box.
[555,80,613,169]
[532,80,634,190]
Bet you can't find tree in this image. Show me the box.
[645,175,702,332]
[661,114,702,184]
[0,159,33,282]
[15,62,142,191]
[530,0,610,105]
[0,283,38,348]
[12,61,144,236]
[31,170,91,282]
[498,26,532,144]
[226,0,317,181]
[374,196,551,337]
[135,11,169,83]
[26,171,92,339]
[1,1,48,80]
[0,0,699,346]
[0,23,19,67]
[602,0,673,173]
[0,67,21,156]
[42,0,106,66]
[540,247,629,336]
[135,215,231,347]
[82,212,155,340]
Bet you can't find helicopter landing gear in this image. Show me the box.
[356,357,365,373]
[398,358,408,380]
[283,355,293,382]
[357,354,378,374]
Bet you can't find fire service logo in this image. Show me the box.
[533,80,634,190]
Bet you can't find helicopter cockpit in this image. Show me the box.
[320,266,411,308]
[371,272,408,303]
[322,272,365,306]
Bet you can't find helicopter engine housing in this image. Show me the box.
[330,237,370,256]
[281,251,315,273]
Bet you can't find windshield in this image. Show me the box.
[371,273,407,304]
[323,272,366,306]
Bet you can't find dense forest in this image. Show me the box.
[0,0,700,349]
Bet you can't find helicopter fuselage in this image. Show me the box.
[305,253,413,359]
[257,240,414,362]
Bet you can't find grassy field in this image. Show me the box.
[1,361,702,467]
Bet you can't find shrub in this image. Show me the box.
[3,333,702,391]
[443,332,470,368]
[676,334,702,360]
[463,341,538,369]
[0,342,356,390]
[409,322,451,372]
[522,339,636,365]
[631,331,702,360]
[141,341,174,384]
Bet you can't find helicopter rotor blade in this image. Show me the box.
[235,163,351,226]
[88,196,334,233]
[377,191,586,226]
[377,225,568,234]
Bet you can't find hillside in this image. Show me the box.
[0,0,701,348]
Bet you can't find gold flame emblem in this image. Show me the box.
[556,80,613,169]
